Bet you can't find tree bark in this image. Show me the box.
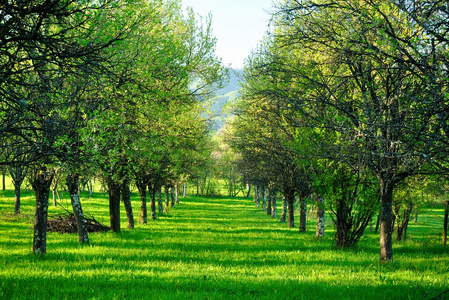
[14,183,21,214]
[287,190,295,227]
[443,201,448,246]
[183,183,187,198]
[2,170,5,190]
[164,186,170,212]
[271,192,277,218]
[261,186,267,212]
[379,178,395,262]
[170,187,175,207]
[157,186,163,213]
[396,201,413,242]
[107,178,121,233]
[149,185,157,220]
[66,174,89,244]
[316,195,325,238]
[121,179,134,229]
[136,179,147,224]
[175,185,179,204]
[31,168,54,254]
[266,188,272,216]
[280,195,287,223]
[246,183,251,198]
[299,198,307,232]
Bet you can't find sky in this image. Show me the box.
[182,0,274,70]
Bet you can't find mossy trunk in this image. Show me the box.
[66,174,89,244]
[31,168,54,254]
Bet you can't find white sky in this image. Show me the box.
[182,0,274,69]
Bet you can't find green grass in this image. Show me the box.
[0,189,448,299]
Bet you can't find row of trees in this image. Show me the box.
[224,0,449,262]
[0,0,227,254]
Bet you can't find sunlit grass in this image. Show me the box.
[0,188,448,299]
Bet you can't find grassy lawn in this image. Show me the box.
[0,187,448,299]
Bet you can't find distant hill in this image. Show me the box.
[210,69,244,130]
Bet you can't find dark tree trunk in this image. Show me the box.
[121,180,134,229]
[254,185,260,207]
[9,165,27,215]
[379,178,395,262]
[443,201,448,246]
[396,201,413,242]
[246,184,251,198]
[66,174,89,244]
[299,198,307,232]
[14,183,21,214]
[31,169,54,254]
[375,209,381,234]
[164,186,170,212]
[272,192,277,218]
[157,186,163,213]
[136,179,147,224]
[280,195,287,223]
[2,170,5,190]
[107,178,121,233]
[286,190,295,228]
[316,195,325,238]
[149,185,156,220]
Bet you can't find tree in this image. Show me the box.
[270,0,449,261]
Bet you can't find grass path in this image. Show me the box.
[0,192,448,299]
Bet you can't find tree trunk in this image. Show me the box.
[31,168,54,254]
[157,186,163,213]
[316,195,325,238]
[299,198,307,232]
[267,188,272,216]
[149,185,157,220]
[379,178,395,262]
[271,192,277,218]
[183,183,187,198]
[14,183,21,214]
[287,191,295,227]
[2,170,5,190]
[443,201,448,246]
[246,183,251,198]
[66,174,89,244]
[261,186,267,212]
[164,186,170,212]
[121,180,134,229]
[136,179,147,224]
[414,203,419,223]
[254,185,260,207]
[280,195,287,223]
[396,201,413,242]
[175,185,179,204]
[375,209,381,234]
[52,188,57,206]
[107,178,121,233]
[170,187,175,207]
